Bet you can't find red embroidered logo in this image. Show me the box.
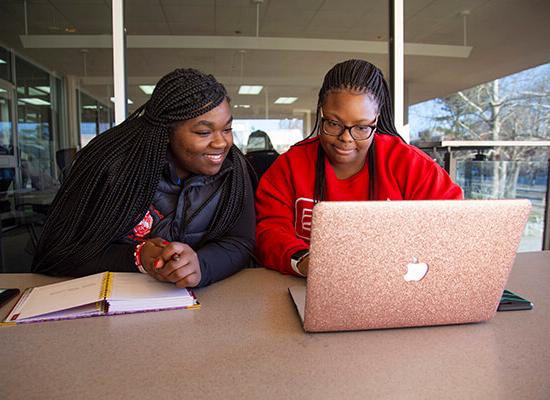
[133,211,153,239]
[295,197,314,242]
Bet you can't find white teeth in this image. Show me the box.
[205,153,224,161]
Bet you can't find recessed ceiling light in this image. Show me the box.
[19,98,51,106]
[274,97,298,104]
[0,59,6,64]
[82,105,98,110]
[17,87,49,96]
[110,97,134,104]
[139,85,155,95]
[239,85,263,95]
[35,86,51,94]
[233,104,251,108]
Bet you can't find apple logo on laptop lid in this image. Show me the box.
[404,257,429,282]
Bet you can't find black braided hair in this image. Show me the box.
[32,68,251,275]
[299,59,403,202]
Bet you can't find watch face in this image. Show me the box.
[292,250,309,261]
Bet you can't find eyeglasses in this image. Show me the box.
[320,109,377,141]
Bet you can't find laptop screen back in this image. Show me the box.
[303,200,531,332]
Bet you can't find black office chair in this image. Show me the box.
[244,130,279,186]
[245,149,279,183]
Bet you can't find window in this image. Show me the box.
[79,91,112,147]
[16,57,56,191]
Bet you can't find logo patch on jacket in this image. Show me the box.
[128,206,165,241]
[295,197,314,242]
[132,210,153,239]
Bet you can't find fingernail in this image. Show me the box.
[162,240,170,246]
[154,259,161,269]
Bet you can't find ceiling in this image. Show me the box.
[1,0,549,120]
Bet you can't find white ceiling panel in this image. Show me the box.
[50,0,107,4]
[161,5,215,24]
[160,0,215,6]
[259,9,316,36]
[263,0,324,10]
[0,0,548,117]
[319,0,384,12]
[126,22,171,35]
[305,12,368,37]
[126,1,167,23]
[213,7,258,36]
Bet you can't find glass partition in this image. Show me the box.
[418,144,550,252]
[0,1,113,271]
[0,82,15,219]
[405,1,550,251]
[0,85,14,156]
[233,119,304,154]
[0,47,11,83]
[125,0,389,152]
[456,159,547,251]
[98,102,112,134]
[79,91,98,147]
[15,57,56,192]
[79,90,113,147]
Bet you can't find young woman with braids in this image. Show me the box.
[32,68,255,288]
[255,59,462,277]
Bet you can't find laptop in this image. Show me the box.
[289,199,531,332]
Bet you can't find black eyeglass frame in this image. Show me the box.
[319,109,378,141]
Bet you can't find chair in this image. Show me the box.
[244,130,279,185]
[245,150,279,182]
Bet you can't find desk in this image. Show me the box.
[1,252,549,399]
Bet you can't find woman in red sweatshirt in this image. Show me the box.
[255,59,463,276]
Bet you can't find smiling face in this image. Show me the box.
[169,99,233,178]
[319,90,379,179]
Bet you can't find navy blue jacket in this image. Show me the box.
[70,154,256,287]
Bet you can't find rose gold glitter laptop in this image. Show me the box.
[289,199,531,332]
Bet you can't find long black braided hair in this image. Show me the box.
[32,68,251,275]
[300,59,404,202]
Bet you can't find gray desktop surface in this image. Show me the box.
[1,251,549,400]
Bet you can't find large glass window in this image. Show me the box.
[15,57,57,191]
[79,91,98,147]
[233,119,303,154]
[0,84,15,219]
[79,90,112,147]
[0,85,14,156]
[125,1,389,152]
[0,47,11,83]
[52,76,67,153]
[0,1,113,271]
[405,1,550,250]
[410,65,550,252]
[98,102,112,134]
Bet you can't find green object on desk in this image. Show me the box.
[498,289,533,311]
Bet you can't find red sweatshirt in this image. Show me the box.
[255,134,463,275]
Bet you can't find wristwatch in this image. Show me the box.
[290,250,309,276]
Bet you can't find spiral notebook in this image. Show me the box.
[3,272,199,324]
